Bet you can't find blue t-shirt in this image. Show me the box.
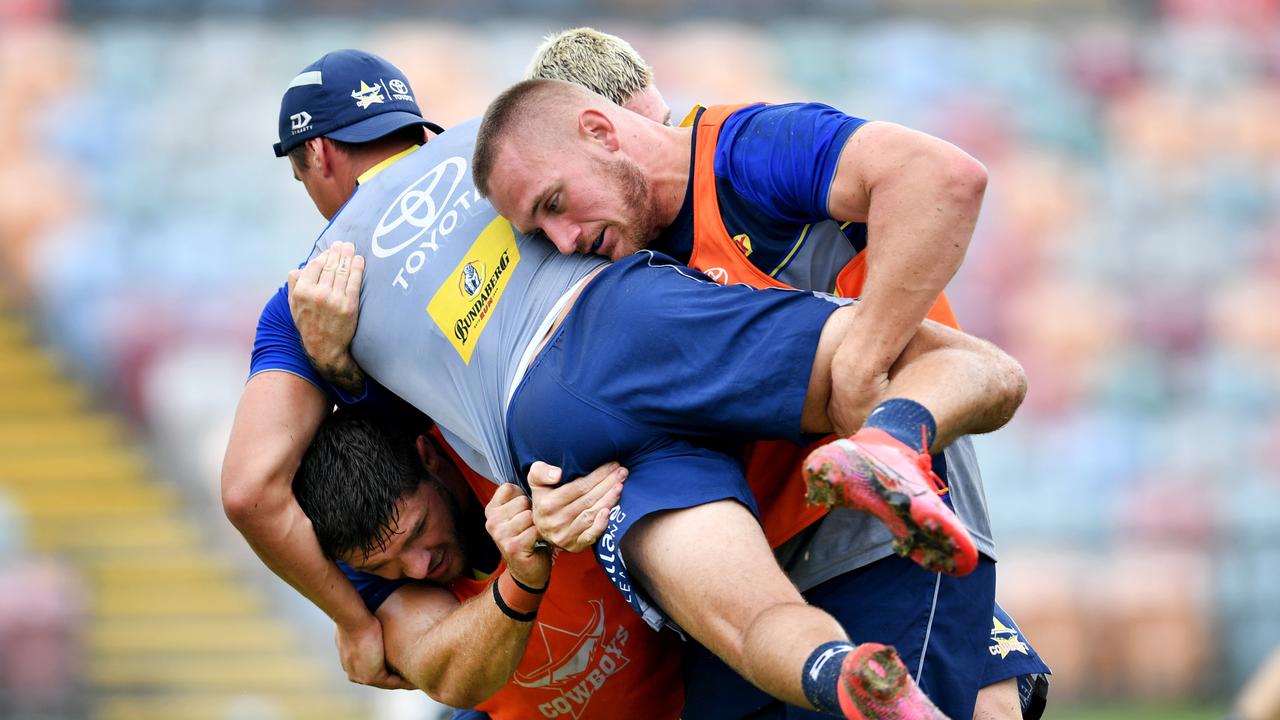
[653,103,868,281]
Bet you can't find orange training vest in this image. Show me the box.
[687,104,962,547]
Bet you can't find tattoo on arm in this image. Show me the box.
[305,350,367,396]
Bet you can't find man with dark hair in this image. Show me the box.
[292,409,472,575]
[290,407,546,709]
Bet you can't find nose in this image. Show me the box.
[542,216,583,255]
[401,549,434,581]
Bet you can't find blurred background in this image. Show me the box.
[1,0,1278,718]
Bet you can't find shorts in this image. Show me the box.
[681,556,1051,720]
[506,250,842,626]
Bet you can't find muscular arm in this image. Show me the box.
[372,483,551,707]
[220,371,407,688]
[377,582,535,708]
[825,121,988,429]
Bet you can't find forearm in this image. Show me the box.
[231,491,374,629]
[385,575,540,707]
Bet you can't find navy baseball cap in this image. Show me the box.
[273,49,445,158]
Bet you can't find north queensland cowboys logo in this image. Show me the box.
[351,80,385,109]
[512,600,633,720]
[989,616,1030,659]
[459,261,484,297]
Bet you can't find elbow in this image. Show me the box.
[994,351,1027,426]
[220,471,256,528]
[945,153,988,219]
[420,680,495,710]
[220,458,271,529]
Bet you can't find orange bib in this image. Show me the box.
[687,105,961,547]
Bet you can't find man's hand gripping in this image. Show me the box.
[486,484,553,590]
[526,461,627,553]
[288,241,367,396]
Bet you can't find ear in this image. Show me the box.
[311,137,337,178]
[416,434,442,474]
[578,108,620,153]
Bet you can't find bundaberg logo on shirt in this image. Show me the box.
[427,217,520,363]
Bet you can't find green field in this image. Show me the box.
[1052,704,1227,720]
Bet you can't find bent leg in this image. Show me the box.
[803,308,1026,451]
[623,498,845,709]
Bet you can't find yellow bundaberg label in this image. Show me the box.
[427,217,520,363]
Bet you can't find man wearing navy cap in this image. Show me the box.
[273,49,445,224]
[226,50,680,712]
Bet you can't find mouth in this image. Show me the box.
[588,228,605,255]
[427,551,444,578]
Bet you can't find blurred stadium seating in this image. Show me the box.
[0,0,1277,716]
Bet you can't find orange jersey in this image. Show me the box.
[686,104,962,548]
[434,429,683,720]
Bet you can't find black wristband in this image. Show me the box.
[510,574,548,595]
[492,578,538,622]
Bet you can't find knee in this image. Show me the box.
[972,678,1021,720]
[982,342,1026,424]
[998,352,1028,418]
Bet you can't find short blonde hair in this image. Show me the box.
[474,79,597,198]
[525,27,653,106]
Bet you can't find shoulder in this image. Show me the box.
[718,103,866,162]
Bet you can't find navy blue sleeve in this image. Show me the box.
[339,562,414,613]
[715,103,866,224]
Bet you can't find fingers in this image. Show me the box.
[566,463,626,518]
[559,482,621,551]
[530,463,625,551]
[490,481,526,507]
[345,253,365,308]
[486,484,534,536]
[541,463,625,522]
[486,490,539,558]
[527,461,562,488]
[318,243,349,289]
[504,522,540,555]
[362,670,415,691]
[573,506,613,552]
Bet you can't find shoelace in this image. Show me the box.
[918,425,949,496]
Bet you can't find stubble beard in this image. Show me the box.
[603,155,657,259]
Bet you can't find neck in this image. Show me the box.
[348,145,412,183]
[640,124,694,232]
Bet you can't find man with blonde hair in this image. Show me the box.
[526,27,673,126]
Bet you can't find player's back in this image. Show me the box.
[312,118,608,483]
